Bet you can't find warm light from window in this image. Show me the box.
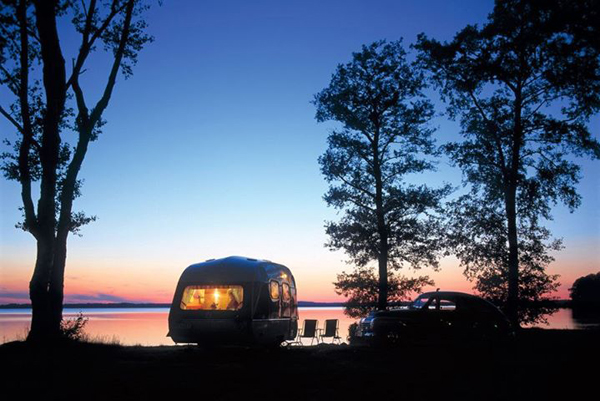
[180,285,243,311]
[270,281,280,300]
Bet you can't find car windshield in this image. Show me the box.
[410,296,430,310]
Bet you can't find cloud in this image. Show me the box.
[0,291,30,303]
[0,290,138,304]
[64,293,135,303]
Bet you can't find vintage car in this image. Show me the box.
[354,291,514,345]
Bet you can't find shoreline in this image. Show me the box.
[1,299,584,309]
[0,301,347,309]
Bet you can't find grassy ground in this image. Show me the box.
[1,328,597,401]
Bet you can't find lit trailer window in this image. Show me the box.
[180,285,244,311]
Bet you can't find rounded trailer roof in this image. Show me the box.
[179,256,294,284]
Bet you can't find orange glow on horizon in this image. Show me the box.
[1,251,596,304]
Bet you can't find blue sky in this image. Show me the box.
[1,0,598,303]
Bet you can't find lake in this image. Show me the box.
[0,307,595,346]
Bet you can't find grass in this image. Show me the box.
[1,328,598,401]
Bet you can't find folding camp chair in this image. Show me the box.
[292,319,320,346]
[319,319,342,344]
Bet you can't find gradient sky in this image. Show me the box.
[1,0,598,304]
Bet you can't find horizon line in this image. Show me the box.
[0,300,349,308]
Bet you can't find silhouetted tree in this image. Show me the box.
[334,268,433,318]
[0,0,152,342]
[570,273,600,304]
[416,0,600,326]
[314,40,450,313]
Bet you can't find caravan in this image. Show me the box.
[168,256,298,346]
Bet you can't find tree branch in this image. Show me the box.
[66,0,125,90]
[16,0,38,236]
[467,90,509,177]
[344,194,376,213]
[70,59,90,127]
[0,65,20,95]
[58,0,134,238]
[335,172,376,200]
[0,105,23,133]
[90,0,134,124]
[522,93,564,123]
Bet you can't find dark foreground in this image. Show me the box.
[1,329,598,401]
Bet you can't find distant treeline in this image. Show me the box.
[0,301,347,309]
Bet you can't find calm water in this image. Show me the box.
[0,307,594,346]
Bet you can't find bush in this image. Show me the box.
[60,312,89,341]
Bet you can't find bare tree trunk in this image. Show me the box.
[377,229,389,311]
[28,238,54,341]
[505,183,520,329]
[26,0,66,342]
[373,131,388,311]
[506,87,523,329]
[48,234,68,338]
[47,126,93,336]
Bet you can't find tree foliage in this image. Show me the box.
[570,272,600,304]
[314,40,450,313]
[416,0,600,325]
[444,195,561,325]
[334,268,433,318]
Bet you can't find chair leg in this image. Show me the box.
[291,334,302,346]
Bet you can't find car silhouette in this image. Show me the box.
[354,291,514,345]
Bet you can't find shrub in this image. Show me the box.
[60,312,89,341]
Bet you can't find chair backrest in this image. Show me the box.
[302,319,318,337]
[323,319,338,337]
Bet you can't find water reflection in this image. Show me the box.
[0,309,171,346]
[297,307,356,345]
[1,307,597,346]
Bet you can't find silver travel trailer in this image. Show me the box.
[168,256,298,346]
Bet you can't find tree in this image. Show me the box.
[416,0,600,326]
[570,273,600,304]
[0,0,152,342]
[334,268,433,318]
[313,40,450,314]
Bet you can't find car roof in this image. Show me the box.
[416,291,503,312]
[417,291,479,299]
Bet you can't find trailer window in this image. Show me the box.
[282,283,291,302]
[282,283,291,317]
[180,285,244,311]
[270,281,280,301]
[290,286,298,317]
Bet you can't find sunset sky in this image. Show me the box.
[1,0,598,304]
